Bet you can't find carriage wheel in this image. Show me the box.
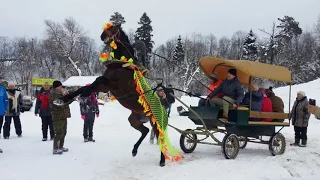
[221,133,240,159]
[180,129,197,153]
[269,133,286,156]
[239,136,248,149]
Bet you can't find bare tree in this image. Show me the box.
[44,17,86,76]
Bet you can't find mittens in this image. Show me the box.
[96,114,99,118]
[81,115,85,120]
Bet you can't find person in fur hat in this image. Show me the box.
[289,91,310,147]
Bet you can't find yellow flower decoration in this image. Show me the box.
[110,40,117,50]
[102,22,113,31]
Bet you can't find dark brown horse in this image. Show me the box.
[54,23,167,166]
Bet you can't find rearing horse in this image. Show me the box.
[53,22,183,167]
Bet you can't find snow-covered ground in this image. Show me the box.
[1,80,320,180]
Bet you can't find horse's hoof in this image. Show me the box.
[159,162,165,167]
[132,149,137,157]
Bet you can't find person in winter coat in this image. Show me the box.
[80,84,99,142]
[150,87,169,144]
[164,84,175,117]
[3,82,23,139]
[35,82,54,141]
[289,91,310,147]
[240,83,263,121]
[49,80,73,155]
[265,87,285,122]
[0,77,8,138]
[198,73,223,107]
[207,69,244,118]
[258,88,273,122]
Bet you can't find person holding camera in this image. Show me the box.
[289,91,310,147]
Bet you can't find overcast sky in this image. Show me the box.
[0,0,319,47]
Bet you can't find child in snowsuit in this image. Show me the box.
[80,85,99,142]
[150,87,169,144]
[49,81,72,155]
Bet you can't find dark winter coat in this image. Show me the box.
[241,91,263,121]
[268,92,284,113]
[35,88,52,117]
[6,89,23,117]
[164,88,175,104]
[157,92,169,109]
[80,93,99,116]
[241,91,263,111]
[208,77,244,105]
[290,96,310,127]
[49,89,72,121]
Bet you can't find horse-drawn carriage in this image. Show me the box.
[169,57,292,159]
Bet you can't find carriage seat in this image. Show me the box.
[249,111,290,126]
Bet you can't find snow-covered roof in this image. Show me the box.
[63,76,98,87]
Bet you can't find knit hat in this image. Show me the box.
[8,82,15,87]
[53,80,62,89]
[297,91,306,97]
[258,88,266,94]
[228,69,237,76]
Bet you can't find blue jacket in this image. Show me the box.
[241,91,263,111]
[0,85,8,115]
[241,91,263,121]
[208,77,245,105]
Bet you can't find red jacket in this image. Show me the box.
[207,80,223,97]
[261,96,273,122]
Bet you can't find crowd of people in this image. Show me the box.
[0,77,175,153]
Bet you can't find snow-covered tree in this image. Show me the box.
[109,12,126,26]
[135,12,154,68]
[242,30,258,61]
[172,35,185,66]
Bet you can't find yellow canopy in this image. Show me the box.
[199,57,291,85]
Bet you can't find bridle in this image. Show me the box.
[103,27,121,44]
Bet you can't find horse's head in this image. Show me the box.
[100,22,121,45]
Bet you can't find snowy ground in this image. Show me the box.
[1,80,320,180]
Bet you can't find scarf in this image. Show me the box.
[7,90,19,112]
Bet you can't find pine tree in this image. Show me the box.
[173,35,185,65]
[109,12,126,26]
[134,12,154,68]
[242,30,258,61]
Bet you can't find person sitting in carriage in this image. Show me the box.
[206,69,245,118]
[198,72,222,107]
[240,83,263,121]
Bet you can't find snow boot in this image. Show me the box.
[50,137,54,141]
[84,138,88,142]
[42,138,47,141]
[300,139,307,147]
[4,137,9,139]
[88,137,95,142]
[53,149,63,155]
[290,138,300,146]
[0,149,3,153]
[18,135,22,138]
[60,147,69,152]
